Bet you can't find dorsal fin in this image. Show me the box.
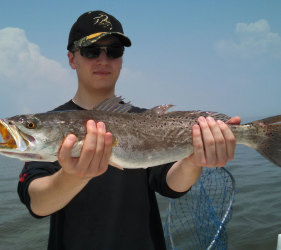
[95,96,133,113]
[146,104,175,115]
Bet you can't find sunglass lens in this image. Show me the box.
[80,47,100,58]
[107,46,124,58]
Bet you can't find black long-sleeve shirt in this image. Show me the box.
[17,100,188,250]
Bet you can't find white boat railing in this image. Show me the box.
[277,234,281,250]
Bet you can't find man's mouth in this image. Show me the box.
[93,71,111,75]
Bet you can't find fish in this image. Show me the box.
[0,97,281,169]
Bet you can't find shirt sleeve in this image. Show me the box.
[148,163,190,198]
[17,161,61,218]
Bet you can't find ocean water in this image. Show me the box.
[0,145,280,250]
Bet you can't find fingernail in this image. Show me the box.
[193,124,199,129]
[98,122,105,129]
[199,117,205,122]
[217,120,224,125]
[88,120,95,126]
[206,117,214,122]
[67,134,76,142]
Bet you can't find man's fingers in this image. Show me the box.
[58,120,113,179]
[192,116,239,168]
[192,124,206,166]
[58,134,77,166]
[88,122,107,175]
[226,116,241,125]
[77,120,98,175]
[218,120,236,161]
[198,117,216,165]
[98,132,113,172]
[206,117,227,166]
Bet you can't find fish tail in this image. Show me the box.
[251,115,281,167]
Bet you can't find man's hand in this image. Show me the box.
[191,116,241,167]
[58,120,113,180]
[166,116,241,193]
[28,120,113,216]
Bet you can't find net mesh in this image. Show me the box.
[163,167,235,250]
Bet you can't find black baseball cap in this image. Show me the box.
[67,10,131,51]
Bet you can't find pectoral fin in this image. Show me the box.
[109,160,124,170]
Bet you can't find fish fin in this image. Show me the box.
[251,115,281,167]
[146,104,175,115]
[109,160,124,170]
[95,96,132,113]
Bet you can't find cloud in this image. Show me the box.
[0,27,76,116]
[216,19,281,58]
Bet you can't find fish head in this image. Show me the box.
[0,113,62,161]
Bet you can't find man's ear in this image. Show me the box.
[68,51,76,69]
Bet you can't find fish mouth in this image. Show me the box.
[0,119,30,152]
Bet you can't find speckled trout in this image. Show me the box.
[0,97,281,168]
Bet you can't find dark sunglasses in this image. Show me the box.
[79,44,124,59]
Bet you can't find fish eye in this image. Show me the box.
[26,122,37,129]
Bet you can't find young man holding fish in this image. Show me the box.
[17,11,240,250]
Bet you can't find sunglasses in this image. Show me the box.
[79,44,124,59]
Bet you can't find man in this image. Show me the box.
[18,10,240,250]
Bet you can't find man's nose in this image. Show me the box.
[96,48,108,62]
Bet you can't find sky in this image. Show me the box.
[0,0,280,121]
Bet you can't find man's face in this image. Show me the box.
[68,36,123,93]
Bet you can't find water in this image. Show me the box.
[0,145,280,249]
[227,146,281,250]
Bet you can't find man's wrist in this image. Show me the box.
[179,156,203,173]
[57,169,91,190]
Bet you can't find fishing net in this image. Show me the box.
[163,167,235,250]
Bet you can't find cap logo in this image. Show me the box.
[93,14,113,31]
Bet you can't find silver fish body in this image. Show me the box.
[0,97,281,168]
